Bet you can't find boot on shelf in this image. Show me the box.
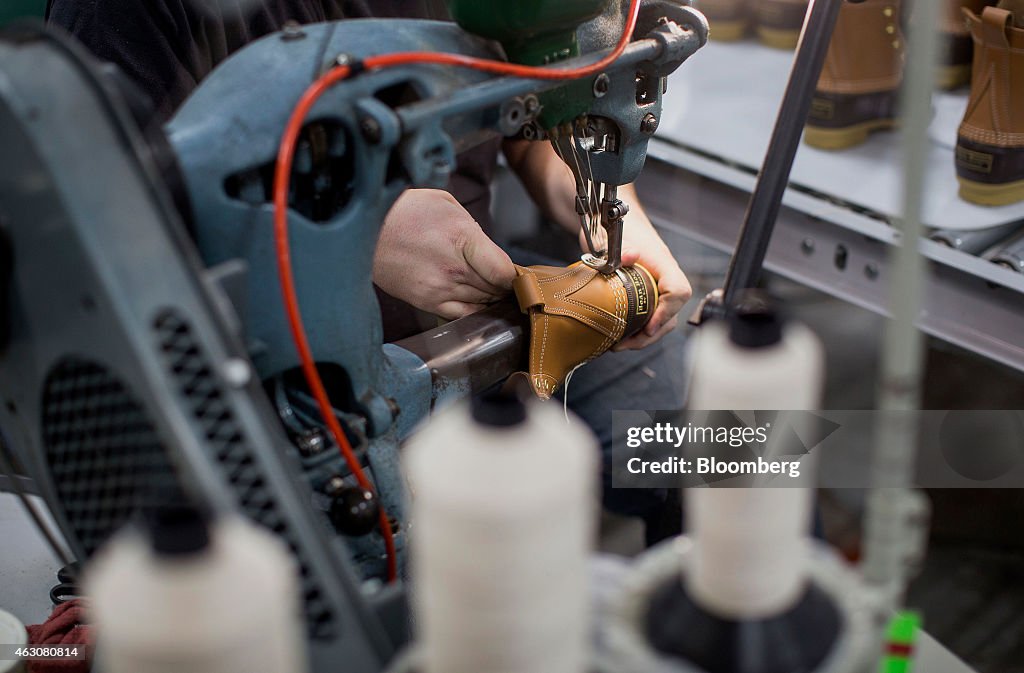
[698,0,751,41]
[956,5,1024,205]
[939,0,994,89]
[755,0,809,49]
[804,0,905,150]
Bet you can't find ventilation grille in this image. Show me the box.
[41,358,184,556]
[153,310,336,639]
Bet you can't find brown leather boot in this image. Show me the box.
[755,0,808,49]
[698,0,752,41]
[956,6,1024,205]
[512,262,657,399]
[804,0,904,150]
[939,0,994,89]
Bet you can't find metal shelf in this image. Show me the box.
[638,143,1024,373]
[658,39,1024,232]
[638,38,1024,372]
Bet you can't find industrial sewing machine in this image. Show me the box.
[0,2,707,669]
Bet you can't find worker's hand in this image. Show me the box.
[374,189,516,320]
[582,222,691,351]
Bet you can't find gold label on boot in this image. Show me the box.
[956,146,993,175]
[623,267,650,316]
[809,98,834,121]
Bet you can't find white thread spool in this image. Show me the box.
[685,311,824,619]
[405,396,597,673]
[0,608,26,673]
[86,512,307,673]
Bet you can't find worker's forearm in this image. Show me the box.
[503,139,579,230]
[504,139,660,240]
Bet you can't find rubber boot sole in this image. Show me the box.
[958,177,1024,206]
[956,136,1024,205]
[757,26,800,49]
[804,118,897,150]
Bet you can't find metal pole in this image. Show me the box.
[715,0,845,314]
[0,438,73,567]
[862,0,937,613]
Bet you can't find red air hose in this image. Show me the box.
[273,0,642,582]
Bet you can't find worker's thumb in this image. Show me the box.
[462,231,516,292]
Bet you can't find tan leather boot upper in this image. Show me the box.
[944,0,991,35]
[959,6,1024,147]
[817,0,904,95]
[938,0,994,89]
[512,262,657,399]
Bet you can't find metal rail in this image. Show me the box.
[637,152,1024,373]
[698,0,844,320]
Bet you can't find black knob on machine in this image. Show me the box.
[329,486,380,537]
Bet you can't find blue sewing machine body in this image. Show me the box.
[0,5,706,668]
[167,9,706,576]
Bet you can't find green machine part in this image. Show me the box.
[445,0,610,129]
[881,611,922,673]
[0,0,46,26]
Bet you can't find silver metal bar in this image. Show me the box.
[0,474,37,495]
[397,38,668,131]
[862,0,939,612]
[0,439,73,566]
[930,222,1024,255]
[391,301,528,407]
[991,229,1024,272]
[600,183,623,273]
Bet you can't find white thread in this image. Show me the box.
[685,322,825,619]
[405,402,597,673]
[562,361,588,424]
[86,517,306,673]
